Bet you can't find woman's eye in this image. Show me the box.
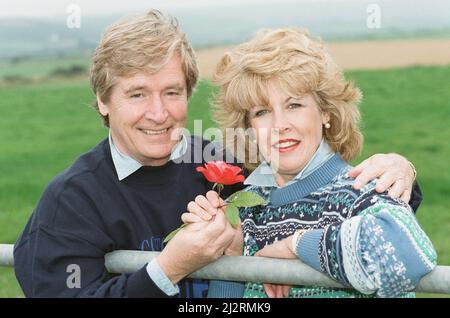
[288,103,303,109]
[254,109,269,117]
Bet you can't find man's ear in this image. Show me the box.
[96,93,109,116]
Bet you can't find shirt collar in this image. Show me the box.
[109,132,188,181]
[244,138,335,188]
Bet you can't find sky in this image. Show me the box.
[0,0,358,18]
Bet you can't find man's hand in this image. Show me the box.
[348,153,416,203]
[156,210,235,285]
[182,191,244,256]
[254,236,296,298]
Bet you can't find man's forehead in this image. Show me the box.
[118,73,186,91]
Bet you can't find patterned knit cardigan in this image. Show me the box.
[208,154,437,298]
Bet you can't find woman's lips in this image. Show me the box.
[273,139,301,153]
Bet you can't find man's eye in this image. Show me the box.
[167,91,180,96]
[130,93,144,99]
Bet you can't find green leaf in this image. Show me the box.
[225,203,240,227]
[228,191,267,208]
[225,190,244,202]
[163,223,188,243]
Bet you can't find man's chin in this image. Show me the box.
[140,155,171,166]
[138,147,175,166]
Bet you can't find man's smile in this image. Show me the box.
[139,128,169,136]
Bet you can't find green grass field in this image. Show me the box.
[0,65,449,298]
[0,56,91,80]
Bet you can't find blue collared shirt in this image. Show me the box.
[109,132,189,296]
[109,132,188,180]
[244,138,335,188]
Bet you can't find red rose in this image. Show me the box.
[164,161,264,242]
[196,161,245,185]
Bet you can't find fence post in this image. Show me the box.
[0,244,13,267]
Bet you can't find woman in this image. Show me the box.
[183,27,436,298]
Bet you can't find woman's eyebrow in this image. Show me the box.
[284,96,305,104]
[285,96,304,103]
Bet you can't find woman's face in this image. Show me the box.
[249,82,329,186]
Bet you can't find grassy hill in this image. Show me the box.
[0,65,449,297]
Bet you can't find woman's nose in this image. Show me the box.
[272,111,291,133]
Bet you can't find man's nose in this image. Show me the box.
[145,95,169,124]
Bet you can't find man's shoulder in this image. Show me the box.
[37,138,112,216]
[16,138,117,245]
[51,138,110,188]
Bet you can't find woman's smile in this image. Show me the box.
[273,139,301,153]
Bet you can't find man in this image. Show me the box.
[14,9,420,298]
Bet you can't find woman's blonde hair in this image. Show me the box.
[90,9,198,126]
[213,27,363,171]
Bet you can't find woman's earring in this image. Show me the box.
[324,122,331,129]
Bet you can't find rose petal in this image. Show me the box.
[196,161,245,185]
[196,166,217,183]
[207,163,223,182]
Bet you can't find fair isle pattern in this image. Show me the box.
[320,222,351,286]
[243,282,378,298]
[241,168,436,298]
[339,215,378,294]
[330,191,437,297]
[358,202,436,268]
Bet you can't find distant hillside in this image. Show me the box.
[1,0,449,60]
[0,17,106,60]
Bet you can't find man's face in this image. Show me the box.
[98,54,188,166]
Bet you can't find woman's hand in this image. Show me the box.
[254,236,297,259]
[254,236,296,298]
[182,191,244,256]
[348,153,416,202]
[262,283,291,298]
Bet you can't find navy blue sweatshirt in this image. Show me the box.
[14,136,242,298]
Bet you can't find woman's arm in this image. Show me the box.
[296,187,437,297]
